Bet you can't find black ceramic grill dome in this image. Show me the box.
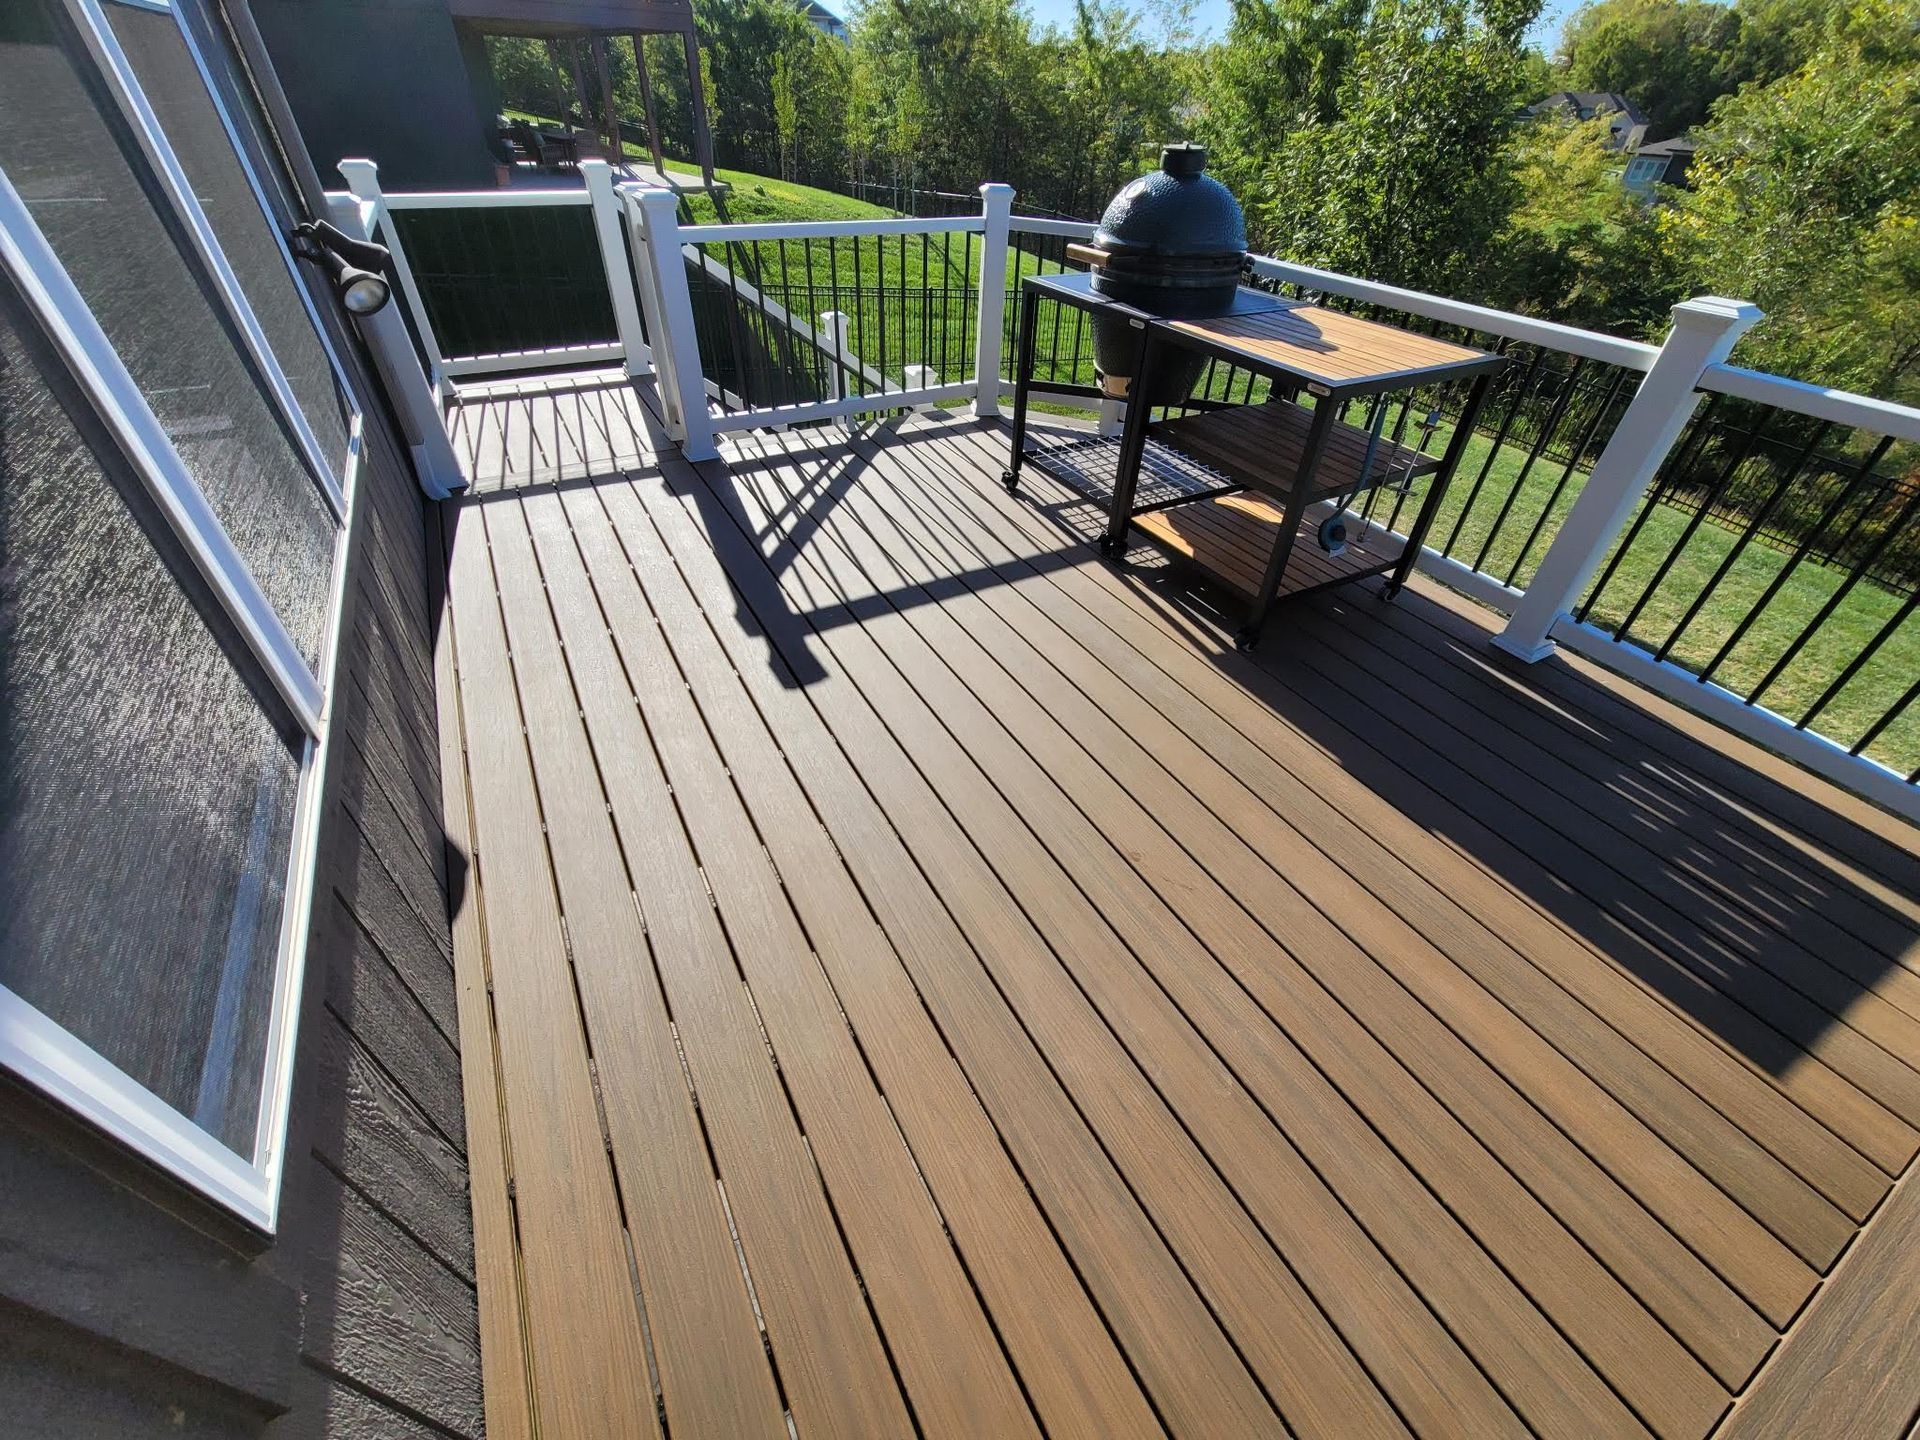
[1089,143,1247,403]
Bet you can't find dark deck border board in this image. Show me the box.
[1714,1163,1920,1439]
[910,423,1893,1238]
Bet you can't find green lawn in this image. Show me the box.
[1385,416,1920,777]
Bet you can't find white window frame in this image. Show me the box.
[0,0,364,1232]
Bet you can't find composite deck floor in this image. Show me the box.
[434,373,1920,1440]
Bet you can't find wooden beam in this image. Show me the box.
[682,27,714,186]
[631,32,666,176]
[591,35,622,166]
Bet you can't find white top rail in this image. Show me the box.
[1010,216,1097,239]
[384,188,595,210]
[1699,363,1920,444]
[676,215,986,243]
[1246,256,1661,372]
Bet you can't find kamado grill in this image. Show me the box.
[1001,147,1507,648]
[1069,143,1247,406]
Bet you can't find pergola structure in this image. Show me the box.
[450,0,716,187]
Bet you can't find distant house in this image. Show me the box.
[1526,90,1650,151]
[1624,135,1699,194]
[799,0,850,43]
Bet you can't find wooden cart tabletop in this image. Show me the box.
[1161,303,1501,396]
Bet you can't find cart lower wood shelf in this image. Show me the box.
[1134,490,1408,601]
[1151,398,1440,500]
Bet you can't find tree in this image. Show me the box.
[1662,0,1920,400]
[1479,115,1686,333]
[1560,0,1740,136]
[1218,0,1541,293]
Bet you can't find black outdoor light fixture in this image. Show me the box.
[289,219,392,316]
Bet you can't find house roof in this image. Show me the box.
[1527,91,1651,126]
[1635,135,1700,157]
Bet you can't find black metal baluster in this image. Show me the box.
[1611,403,1774,645]
[1746,462,1920,705]
[1850,675,1920,758]
[1504,367,1630,588]
[1798,587,1920,733]
[1575,392,1725,624]
[1654,421,1832,664]
[1441,344,1542,555]
[1471,358,1588,574]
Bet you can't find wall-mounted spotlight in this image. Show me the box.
[289,219,392,316]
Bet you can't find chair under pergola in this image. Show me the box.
[454,0,717,189]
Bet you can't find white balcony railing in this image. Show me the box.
[332,159,1920,823]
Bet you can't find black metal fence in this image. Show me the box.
[684,230,984,414]
[1578,393,1919,774]
[388,204,617,359]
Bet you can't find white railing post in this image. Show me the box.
[820,310,852,430]
[336,159,448,400]
[581,161,650,378]
[973,183,1015,417]
[632,187,719,461]
[618,186,677,426]
[1493,295,1762,662]
[904,363,937,411]
[324,187,464,498]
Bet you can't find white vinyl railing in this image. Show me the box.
[335,158,1920,821]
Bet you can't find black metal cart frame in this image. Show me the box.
[1003,271,1503,649]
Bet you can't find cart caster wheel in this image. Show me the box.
[1233,627,1258,653]
[1096,535,1116,556]
[1001,469,1019,492]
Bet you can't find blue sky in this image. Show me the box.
[1020,0,1579,50]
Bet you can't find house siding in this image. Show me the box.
[0,317,478,1439]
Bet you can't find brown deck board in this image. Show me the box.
[636,462,1424,1439]
[724,429,1721,1436]
[483,497,921,1439]
[933,424,1877,1268]
[772,425,1787,1385]
[430,512,535,1440]
[514,488,1042,1440]
[1353,585,1920,981]
[441,506,660,1439]
[591,487,1294,1440]
[437,385,1920,1440]
[474,500,798,1440]
[548,481,1168,1440]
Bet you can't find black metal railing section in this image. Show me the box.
[1001,250,1645,594]
[1576,393,1919,777]
[389,205,618,359]
[684,231,983,414]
